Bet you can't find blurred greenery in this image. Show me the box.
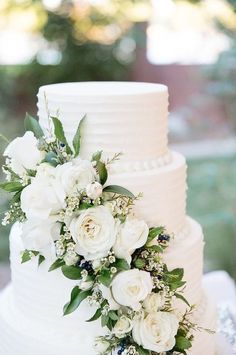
[0,0,149,132]
[187,155,236,279]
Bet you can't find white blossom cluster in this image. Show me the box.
[0,120,195,355]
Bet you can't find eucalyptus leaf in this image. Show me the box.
[101,314,109,327]
[108,310,119,321]
[61,265,82,280]
[48,258,65,272]
[0,181,23,193]
[63,287,90,315]
[103,185,135,198]
[24,113,44,138]
[73,115,85,157]
[96,161,108,185]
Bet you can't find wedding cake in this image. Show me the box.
[0,82,216,355]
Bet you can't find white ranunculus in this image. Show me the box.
[3,131,44,176]
[86,182,103,200]
[113,217,149,264]
[94,338,110,354]
[99,284,120,310]
[143,292,166,313]
[20,175,66,220]
[113,316,133,338]
[132,312,179,353]
[21,220,60,252]
[55,158,95,196]
[69,206,118,260]
[111,269,153,311]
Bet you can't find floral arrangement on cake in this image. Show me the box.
[0,113,207,355]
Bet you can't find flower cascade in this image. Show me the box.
[1,113,203,355]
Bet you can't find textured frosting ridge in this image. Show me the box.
[37,82,169,163]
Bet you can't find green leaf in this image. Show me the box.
[108,310,119,321]
[103,185,135,198]
[86,308,102,322]
[115,258,130,271]
[51,116,72,154]
[24,113,44,138]
[134,258,146,269]
[137,346,151,355]
[61,265,82,280]
[73,115,85,157]
[175,336,192,350]
[165,268,184,282]
[79,202,93,210]
[21,250,32,264]
[101,314,109,327]
[92,150,103,162]
[147,245,163,253]
[43,151,58,167]
[98,269,112,287]
[0,181,23,193]
[96,161,108,185]
[38,255,45,267]
[63,287,90,316]
[21,250,39,264]
[175,292,191,307]
[147,226,164,244]
[48,258,65,272]
[11,190,22,203]
[169,281,186,291]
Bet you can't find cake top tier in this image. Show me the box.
[37,82,169,165]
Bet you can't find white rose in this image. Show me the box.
[113,316,133,338]
[99,284,120,310]
[20,175,66,220]
[143,292,166,313]
[3,131,44,176]
[21,220,60,252]
[69,206,118,260]
[94,338,110,354]
[86,182,103,200]
[55,158,95,196]
[111,269,153,311]
[113,217,149,264]
[132,312,179,353]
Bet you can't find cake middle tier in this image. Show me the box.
[108,151,187,234]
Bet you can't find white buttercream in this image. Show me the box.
[37,82,169,163]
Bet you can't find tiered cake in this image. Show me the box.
[0,82,216,355]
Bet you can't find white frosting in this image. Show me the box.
[0,82,216,354]
[37,82,169,163]
[109,151,187,234]
[0,285,216,355]
[8,218,203,325]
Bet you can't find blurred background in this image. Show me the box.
[0,0,235,279]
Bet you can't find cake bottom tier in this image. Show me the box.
[0,285,216,355]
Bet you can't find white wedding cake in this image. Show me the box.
[0,82,216,355]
